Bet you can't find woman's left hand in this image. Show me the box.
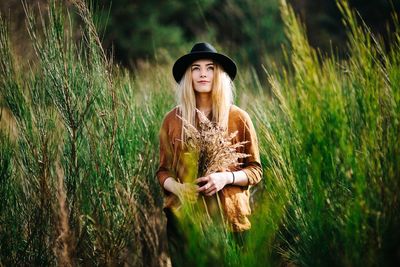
[196,172,231,196]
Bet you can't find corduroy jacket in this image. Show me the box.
[156,105,262,232]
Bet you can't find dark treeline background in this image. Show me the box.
[1,0,399,74]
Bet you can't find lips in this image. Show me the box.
[198,80,210,84]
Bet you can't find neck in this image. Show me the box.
[195,93,212,114]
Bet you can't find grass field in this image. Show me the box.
[1,0,399,266]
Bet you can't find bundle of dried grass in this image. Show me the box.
[180,110,249,178]
[178,110,249,227]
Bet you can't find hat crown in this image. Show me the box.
[172,42,236,83]
[190,42,217,53]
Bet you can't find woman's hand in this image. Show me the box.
[175,183,199,204]
[196,172,232,196]
[163,178,198,204]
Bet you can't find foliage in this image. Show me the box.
[253,0,400,266]
[0,0,399,266]
[94,0,286,72]
[95,0,217,66]
[1,0,172,265]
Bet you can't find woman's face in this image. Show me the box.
[191,59,214,94]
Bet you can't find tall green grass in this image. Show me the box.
[252,1,400,266]
[0,0,399,266]
[1,0,173,265]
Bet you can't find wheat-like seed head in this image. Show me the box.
[178,109,249,177]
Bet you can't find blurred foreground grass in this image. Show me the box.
[1,0,399,266]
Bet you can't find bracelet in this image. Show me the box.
[231,172,235,185]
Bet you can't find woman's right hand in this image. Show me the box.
[163,177,199,204]
[175,183,199,204]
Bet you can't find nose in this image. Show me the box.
[200,67,207,78]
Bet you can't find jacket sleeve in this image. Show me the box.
[240,111,263,186]
[156,115,176,189]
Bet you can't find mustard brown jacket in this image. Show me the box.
[156,105,262,232]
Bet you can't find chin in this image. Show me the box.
[195,89,212,94]
[194,86,212,93]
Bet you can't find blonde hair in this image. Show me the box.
[176,62,234,140]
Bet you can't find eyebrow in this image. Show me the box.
[191,63,214,67]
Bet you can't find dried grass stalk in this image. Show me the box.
[178,109,249,227]
[180,110,249,177]
[54,162,73,267]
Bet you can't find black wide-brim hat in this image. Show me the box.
[172,42,237,83]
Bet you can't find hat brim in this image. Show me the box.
[172,51,237,83]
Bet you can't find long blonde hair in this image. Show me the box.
[176,62,234,139]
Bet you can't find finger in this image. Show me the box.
[195,176,209,184]
[197,182,211,192]
[204,185,216,195]
[206,189,217,196]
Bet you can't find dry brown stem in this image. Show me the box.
[54,161,73,267]
[179,109,249,177]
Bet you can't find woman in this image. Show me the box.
[156,42,262,265]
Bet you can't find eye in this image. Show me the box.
[207,66,214,71]
[191,66,200,71]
